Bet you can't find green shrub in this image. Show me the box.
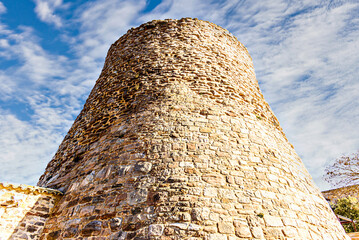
[332,196,359,232]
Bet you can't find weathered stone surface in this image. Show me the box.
[81,220,102,236]
[62,226,78,238]
[128,188,148,205]
[250,226,264,238]
[218,222,234,234]
[47,230,60,240]
[0,183,62,240]
[134,162,152,173]
[263,215,283,227]
[109,217,123,231]
[234,220,252,238]
[208,233,228,240]
[188,223,202,231]
[110,231,127,240]
[192,207,210,221]
[33,18,349,240]
[148,224,164,236]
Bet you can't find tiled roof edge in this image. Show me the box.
[0,182,63,196]
[322,184,359,193]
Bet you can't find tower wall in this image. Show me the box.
[38,18,348,239]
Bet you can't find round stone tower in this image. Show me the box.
[38,18,348,239]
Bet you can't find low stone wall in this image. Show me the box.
[0,182,62,240]
[322,185,359,204]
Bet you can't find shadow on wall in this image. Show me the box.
[0,183,62,240]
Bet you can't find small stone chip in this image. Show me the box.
[200,127,212,133]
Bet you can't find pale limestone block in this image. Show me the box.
[282,226,298,237]
[208,233,228,240]
[179,161,194,167]
[249,156,261,163]
[228,236,240,240]
[281,218,297,227]
[148,224,164,236]
[169,222,188,230]
[80,171,95,187]
[204,187,218,197]
[180,212,191,221]
[188,187,202,196]
[234,220,251,238]
[297,228,312,239]
[188,223,202,231]
[209,212,220,222]
[218,222,234,234]
[134,162,152,173]
[246,216,262,227]
[218,189,236,200]
[204,225,218,233]
[260,190,276,199]
[250,226,264,238]
[128,188,148,205]
[263,215,283,227]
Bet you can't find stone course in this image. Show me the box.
[32,18,350,239]
[0,182,62,239]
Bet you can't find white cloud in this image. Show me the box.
[0,1,6,14]
[0,15,85,185]
[0,111,66,185]
[33,0,64,27]
[74,0,147,61]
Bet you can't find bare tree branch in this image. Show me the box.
[324,151,359,187]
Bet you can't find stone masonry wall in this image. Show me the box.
[0,182,62,240]
[322,185,359,204]
[38,18,348,239]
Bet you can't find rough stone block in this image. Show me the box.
[263,215,283,227]
[148,224,164,236]
[208,233,228,240]
[218,222,234,234]
[109,217,122,231]
[81,220,102,236]
[234,220,252,238]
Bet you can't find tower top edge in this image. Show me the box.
[113,17,250,58]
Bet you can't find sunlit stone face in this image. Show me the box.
[38,18,349,240]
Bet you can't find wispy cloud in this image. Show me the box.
[74,0,147,61]
[0,14,80,184]
[0,110,67,185]
[33,0,65,27]
[0,1,6,15]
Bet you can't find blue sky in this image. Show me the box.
[0,0,358,190]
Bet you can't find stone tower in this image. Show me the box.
[38,18,348,239]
